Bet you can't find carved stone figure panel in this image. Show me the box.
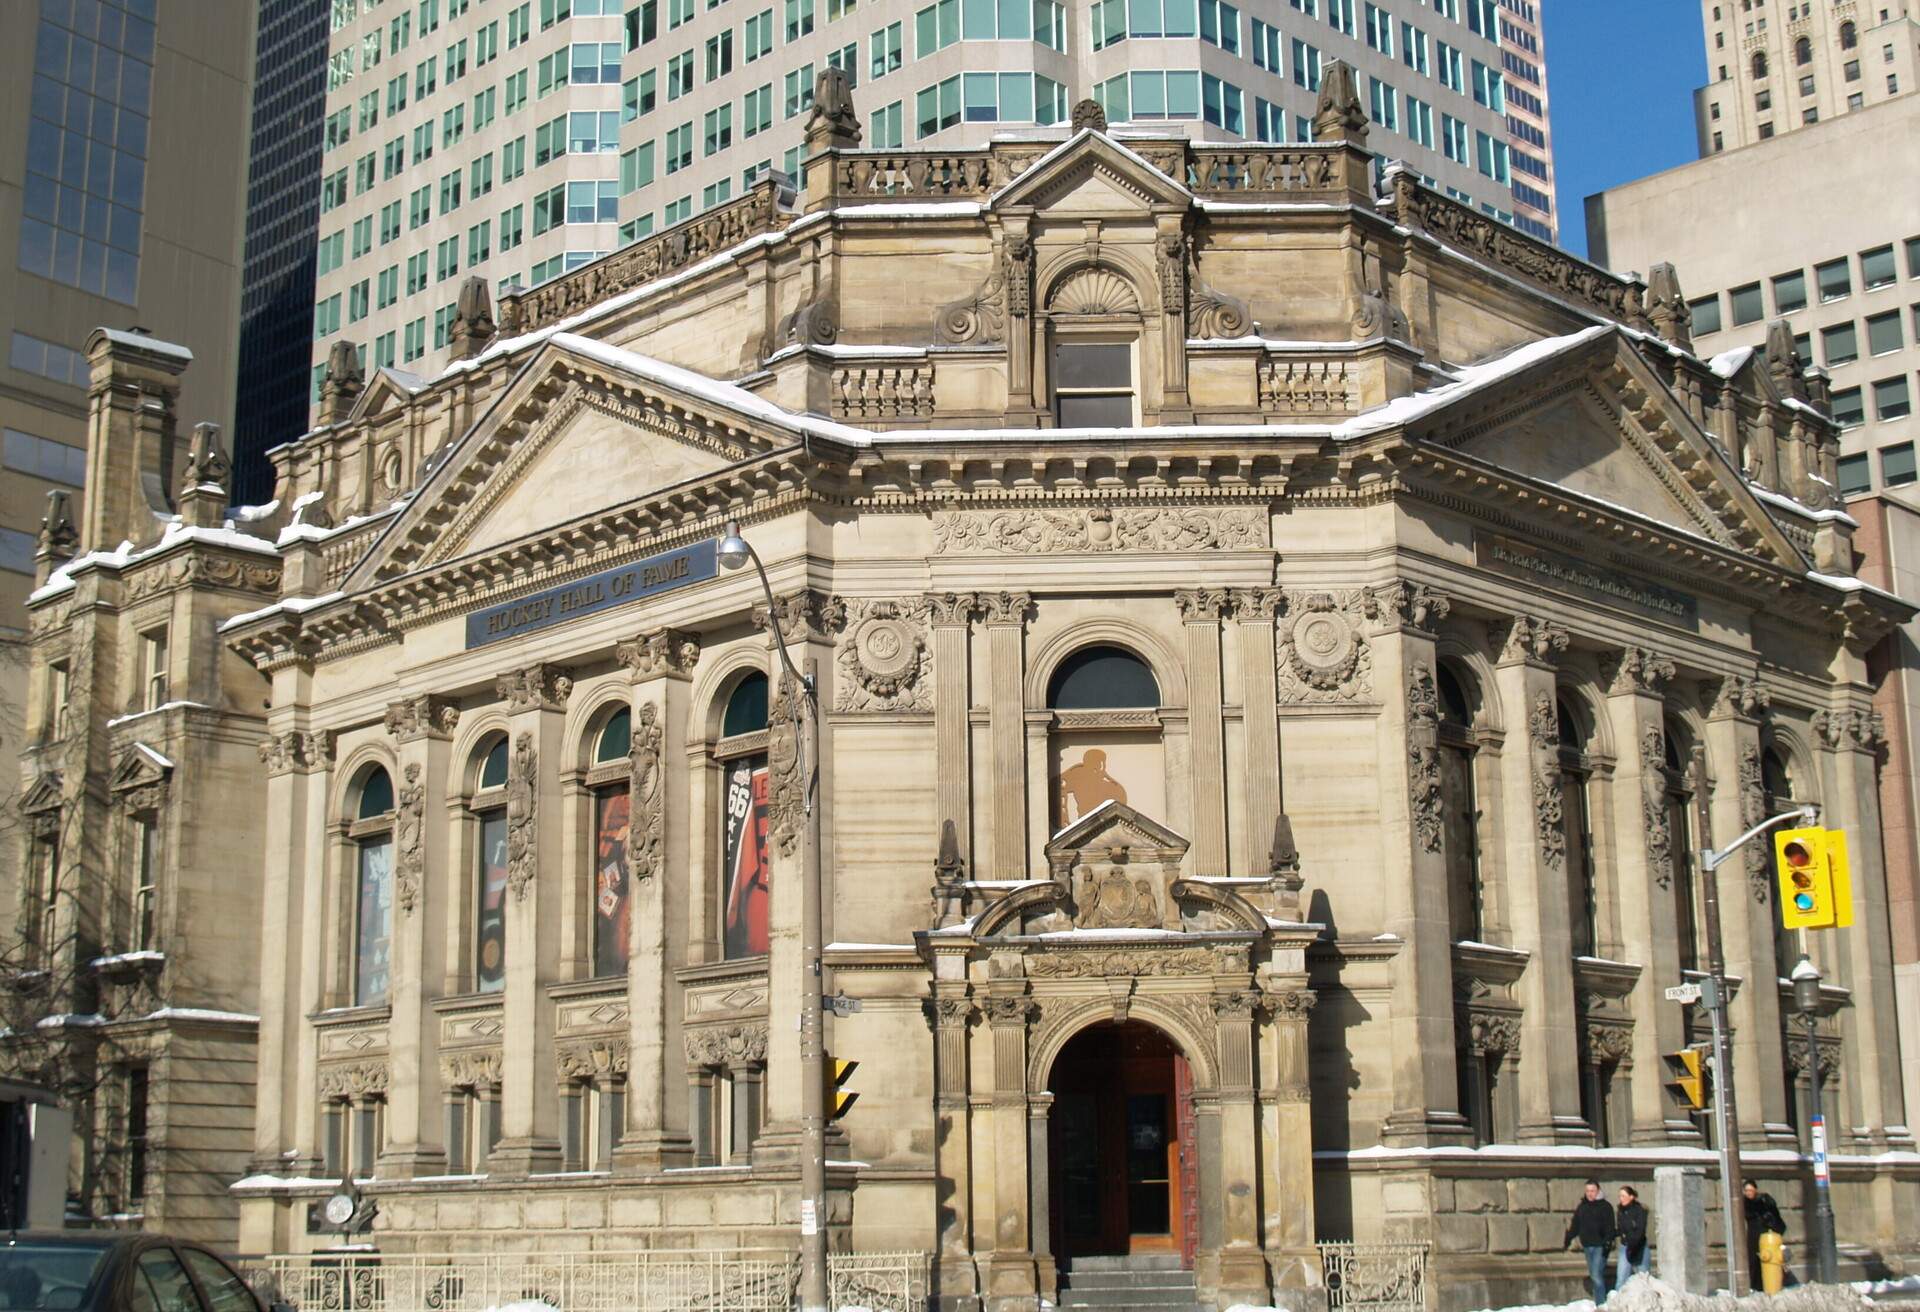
[932,506,1266,554]
[506,732,538,900]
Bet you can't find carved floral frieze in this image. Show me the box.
[684,1023,768,1068]
[1528,692,1566,870]
[1641,726,1673,888]
[441,1048,503,1088]
[1023,948,1218,978]
[931,506,1266,555]
[318,1061,390,1099]
[556,1037,630,1081]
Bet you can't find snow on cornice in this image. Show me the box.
[94,327,192,361]
[29,519,277,604]
[218,592,347,633]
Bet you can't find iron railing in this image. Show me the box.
[243,1248,931,1312]
[1318,1241,1431,1312]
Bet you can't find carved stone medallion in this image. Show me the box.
[1277,590,1373,703]
[836,600,931,712]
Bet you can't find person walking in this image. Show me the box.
[1563,1178,1618,1304]
[1615,1186,1650,1289]
[1743,1179,1787,1293]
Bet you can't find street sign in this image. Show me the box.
[1665,983,1702,1004]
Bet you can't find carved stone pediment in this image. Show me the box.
[989,131,1193,216]
[1044,800,1188,874]
[20,772,64,817]
[109,743,171,813]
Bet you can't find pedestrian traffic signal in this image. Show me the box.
[827,1058,858,1121]
[1664,1048,1705,1111]
[1774,827,1853,930]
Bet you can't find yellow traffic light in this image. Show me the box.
[1775,828,1853,930]
[827,1058,858,1121]
[1664,1049,1705,1111]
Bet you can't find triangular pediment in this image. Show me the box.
[347,367,427,423]
[21,772,64,815]
[346,338,795,586]
[1411,331,1806,571]
[1044,800,1189,865]
[992,131,1193,215]
[110,744,171,794]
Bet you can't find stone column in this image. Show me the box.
[1705,676,1793,1146]
[615,627,700,1171]
[926,594,982,864]
[1177,590,1231,874]
[1601,649,1695,1144]
[1211,987,1267,1303]
[929,987,979,1306]
[1815,705,1907,1144]
[1233,590,1285,879]
[293,734,337,1171]
[1490,616,1588,1144]
[1372,589,1469,1144]
[379,694,459,1176]
[253,729,332,1172]
[1259,985,1319,1299]
[490,664,572,1174]
[983,989,1038,1304]
[981,592,1033,880]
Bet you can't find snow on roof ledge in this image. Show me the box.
[93,327,193,361]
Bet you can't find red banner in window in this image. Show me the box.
[722,757,770,958]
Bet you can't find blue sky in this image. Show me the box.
[1545,1,1708,260]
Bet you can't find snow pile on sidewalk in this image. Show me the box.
[1469,1274,1874,1312]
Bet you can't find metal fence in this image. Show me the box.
[243,1249,930,1312]
[1318,1241,1431,1312]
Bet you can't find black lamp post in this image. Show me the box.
[1791,953,1839,1285]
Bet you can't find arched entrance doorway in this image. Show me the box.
[1047,1021,1198,1268]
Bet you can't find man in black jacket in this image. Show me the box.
[1743,1179,1787,1291]
[1615,1186,1650,1288]
[1564,1179,1618,1304]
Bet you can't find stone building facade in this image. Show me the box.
[18,69,1920,1307]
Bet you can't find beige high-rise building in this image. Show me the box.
[0,2,256,1219]
[309,0,1558,409]
[1693,0,1916,153]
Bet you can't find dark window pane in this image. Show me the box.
[1057,393,1132,427]
[1054,343,1130,389]
[597,707,631,761]
[359,765,394,817]
[723,670,769,736]
[480,737,509,789]
[1048,644,1159,709]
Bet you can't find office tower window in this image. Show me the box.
[1292,38,1322,90]
[1817,258,1851,301]
[1866,310,1903,357]
[870,99,902,147]
[1876,377,1913,422]
[1837,453,1870,495]
[870,22,902,77]
[1830,386,1863,427]
[1688,295,1722,338]
[1772,270,1806,315]
[1728,282,1763,326]
[1821,321,1858,365]
[1883,442,1918,485]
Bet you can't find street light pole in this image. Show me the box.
[718,521,829,1312]
[1791,954,1839,1285]
[1692,776,1818,1298]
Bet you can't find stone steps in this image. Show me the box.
[1057,1255,1199,1311]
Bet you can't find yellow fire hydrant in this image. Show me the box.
[1757,1231,1787,1294]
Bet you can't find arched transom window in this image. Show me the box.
[590,707,633,977]
[1047,644,1163,828]
[471,736,509,994]
[351,765,396,1008]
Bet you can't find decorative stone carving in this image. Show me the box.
[1811,707,1885,753]
[1738,744,1769,899]
[1351,245,1410,342]
[1003,236,1033,317]
[318,1061,390,1099]
[1173,588,1231,622]
[1493,616,1571,666]
[1259,358,1358,416]
[977,590,1034,626]
[1211,989,1262,1020]
[496,663,573,711]
[935,270,1007,346]
[1073,865,1161,930]
[1070,98,1107,133]
[1459,1009,1522,1057]
[803,65,862,150]
[506,732,538,901]
[1370,582,1450,636]
[928,995,975,1029]
[922,592,983,626]
[1784,1033,1840,1088]
[1602,647,1676,696]
[836,599,931,713]
[449,274,497,361]
[1584,1020,1634,1067]
[1050,267,1142,318]
[1311,58,1368,142]
[628,704,664,886]
[441,1048,503,1088]
[933,505,1265,554]
[258,729,335,775]
[983,995,1038,1028]
[37,489,79,563]
[777,293,838,350]
[181,421,233,496]
[1529,692,1566,870]
[751,590,846,644]
[1646,263,1692,353]
[615,628,700,680]
[384,695,460,742]
[1188,282,1250,340]
[767,673,806,857]
[1271,989,1317,1021]
[1709,675,1770,721]
[1024,948,1216,978]
[556,1037,630,1080]
[685,1023,769,1068]
[1277,590,1374,704]
[831,365,934,420]
[1642,726,1673,889]
[1157,235,1188,312]
[394,763,425,915]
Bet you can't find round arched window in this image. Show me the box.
[1047,645,1160,710]
[1795,36,1812,65]
[718,671,772,960]
[479,737,508,789]
[723,671,770,737]
[350,765,395,1008]
[471,738,510,994]
[357,766,394,818]
[1840,21,1857,49]
[597,707,631,762]
[1752,50,1768,78]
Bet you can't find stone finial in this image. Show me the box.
[35,489,79,584]
[930,819,971,928]
[1070,98,1107,134]
[1765,319,1808,403]
[1267,814,1304,915]
[448,275,497,361]
[1311,60,1368,146]
[804,66,862,153]
[177,421,232,527]
[1646,263,1692,352]
[319,339,365,425]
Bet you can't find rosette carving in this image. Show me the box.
[1277,590,1374,703]
[835,599,932,712]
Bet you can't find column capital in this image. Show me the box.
[978,590,1035,627]
[1601,646,1676,697]
[496,662,574,712]
[1230,587,1285,619]
[1491,615,1570,668]
[751,588,846,643]
[615,627,701,681]
[1811,705,1885,754]
[1707,673,1771,722]
[922,590,983,626]
[383,694,460,742]
[1174,587,1232,622]
[982,993,1037,1028]
[1369,580,1451,636]
[258,727,336,774]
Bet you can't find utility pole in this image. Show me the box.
[1689,750,1817,1298]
